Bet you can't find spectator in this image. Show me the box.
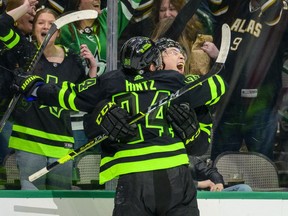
[151,17,218,75]
[14,36,227,214]
[1,0,96,189]
[0,0,38,168]
[118,0,213,42]
[150,0,209,34]
[0,0,37,109]
[120,0,217,75]
[207,0,288,161]
[58,0,145,77]
[189,156,252,192]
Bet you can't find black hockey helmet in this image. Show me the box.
[155,37,187,59]
[120,36,162,73]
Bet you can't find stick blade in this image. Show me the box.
[54,10,98,29]
[215,23,231,64]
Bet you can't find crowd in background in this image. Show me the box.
[0,0,288,192]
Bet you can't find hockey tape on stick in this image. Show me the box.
[29,24,231,182]
[0,10,98,132]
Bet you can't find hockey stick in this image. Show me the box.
[163,0,202,40]
[0,10,98,132]
[29,23,231,182]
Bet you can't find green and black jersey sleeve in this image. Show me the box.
[0,12,19,48]
[173,73,226,108]
[0,12,36,111]
[0,12,36,70]
[177,74,224,155]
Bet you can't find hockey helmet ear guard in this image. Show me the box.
[120,36,162,73]
[155,37,187,60]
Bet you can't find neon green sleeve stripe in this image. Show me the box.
[68,82,78,111]
[13,124,74,143]
[205,75,226,106]
[199,123,212,135]
[209,96,221,106]
[0,29,14,41]
[59,82,69,110]
[216,75,226,95]
[205,77,217,105]
[59,82,79,111]
[0,29,20,49]
[199,123,212,144]
[7,33,20,49]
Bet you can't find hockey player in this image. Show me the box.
[53,0,148,153]
[13,36,226,215]
[156,37,215,156]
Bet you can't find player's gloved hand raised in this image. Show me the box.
[84,100,137,142]
[166,103,200,144]
[12,69,44,100]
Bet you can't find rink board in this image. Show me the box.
[0,191,287,216]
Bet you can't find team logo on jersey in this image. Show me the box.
[78,78,97,92]
[185,75,200,83]
[94,52,106,77]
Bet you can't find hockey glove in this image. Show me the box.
[84,100,137,142]
[13,72,44,100]
[167,103,200,144]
